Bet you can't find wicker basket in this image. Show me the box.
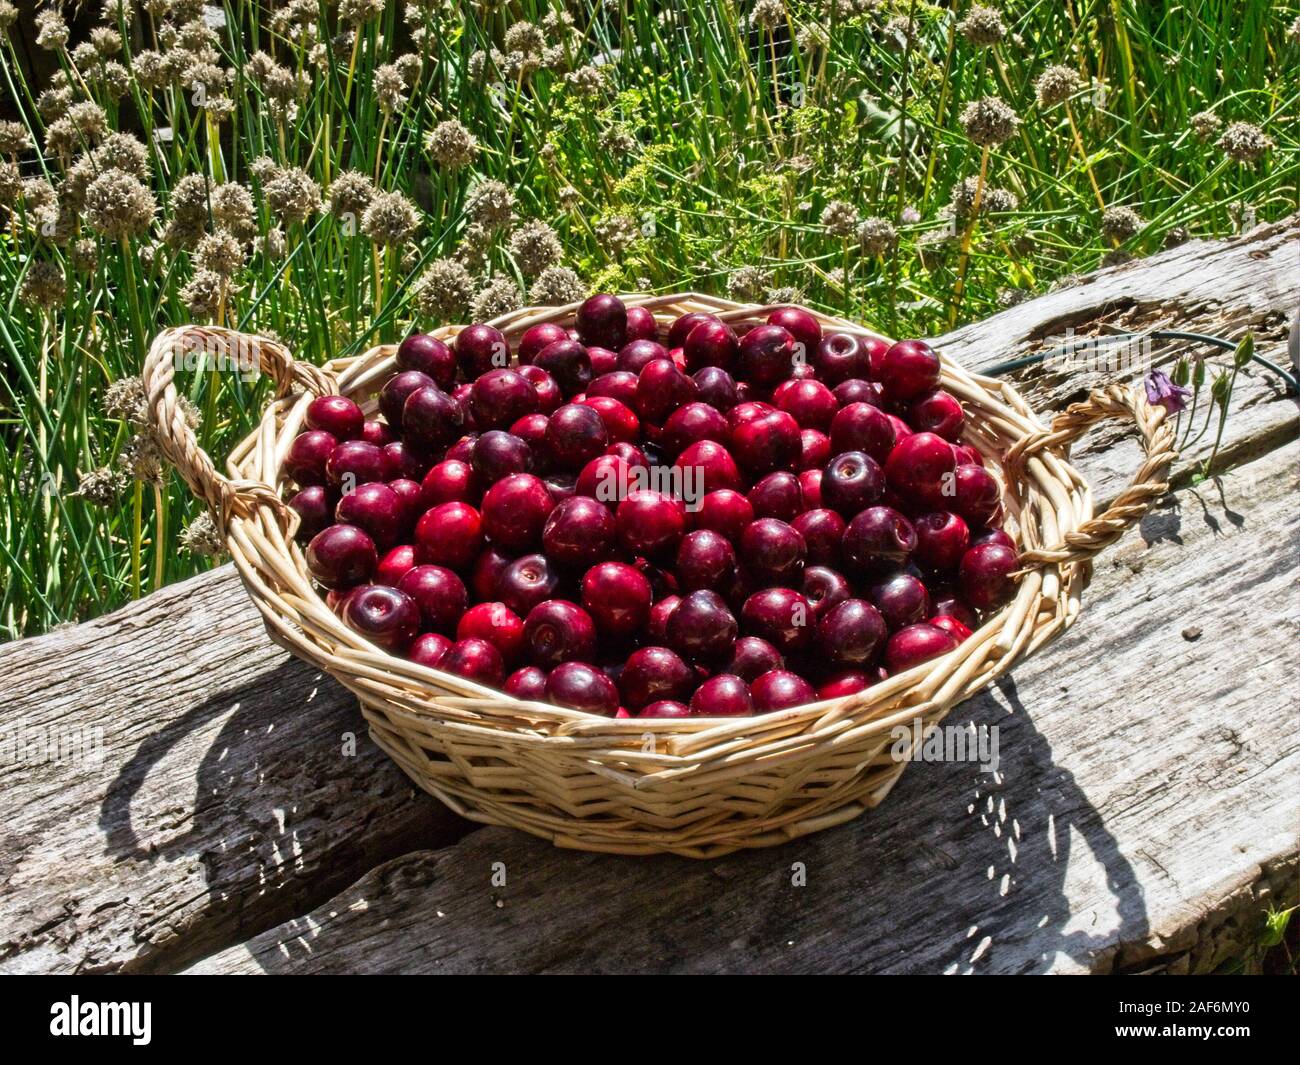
[142,294,1176,858]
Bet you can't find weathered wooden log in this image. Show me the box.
[0,217,1296,974]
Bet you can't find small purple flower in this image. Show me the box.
[1144,369,1190,414]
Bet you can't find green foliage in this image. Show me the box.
[0,1,1296,638]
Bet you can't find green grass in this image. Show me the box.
[0,1,1297,639]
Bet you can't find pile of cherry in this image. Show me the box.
[286,295,1019,718]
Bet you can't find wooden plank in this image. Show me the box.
[0,569,469,974]
[186,439,1300,974]
[0,218,1295,974]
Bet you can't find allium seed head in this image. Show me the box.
[195,229,245,276]
[960,95,1020,147]
[1216,121,1273,166]
[1101,205,1144,242]
[466,179,515,230]
[425,120,478,169]
[103,375,148,424]
[85,169,157,240]
[529,266,587,306]
[820,199,861,237]
[327,170,376,220]
[373,63,407,113]
[958,5,1006,47]
[35,10,70,50]
[751,0,786,30]
[857,216,898,255]
[594,214,639,255]
[211,182,257,240]
[1034,64,1080,108]
[75,467,129,507]
[0,120,33,155]
[361,190,420,247]
[119,434,166,485]
[507,219,563,277]
[471,276,524,322]
[727,266,770,301]
[180,268,225,318]
[1190,110,1222,141]
[20,260,66,310]
[180,511,225,556]
[414,258,475,320]
[263,166,321,224]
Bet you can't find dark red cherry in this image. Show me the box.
[842,506,917,574]
[635,358,697,423]
[307,523,377,588]
[773,378,837,431]
[958,542,1018,610]
[442,637,506,686]
[378,370,436,430]
[470,368,540,430]
[791,508,845,567]
[414,501,483,570]
[544,403,609,470]
[929,614,974,643]
[884,432,958,510]
[587,370,640,407]
[691,489,753,543]
[913,510,971,573]
[581,395,640,445]
[471,430,534,482]
[953,465,1002,526]
[798,467,824,507]
[455,324,509,379]
[542,496,616,569]
[738,324,798,387]
[616,490,686,557]
[970,526,1015,553]
[833,378,886,408]
[814,332,869,384]
[515,365,562,412]
[675,529,737,593]
[396,333,456,388]
[740,587,814,654]
[361,419,396,448]
[868,571,930,630]
[518,322,568,364]
[480,473,554,553]
[523,599,597,667]
[342,584,420,651]
[286,430,338,486]
[576,293,628,350]
[306,395,364,441]
[766,306,822,358]
[748,471,803,522]
[504,665,549,701]
[662,402,730,456]
[290,484,335,542]
[750,670,816,712]
[674,439,743,495]
[885,622,958,672]
[830,402,896,464]
[683,319,739,372]
[402,385,465,451]
[580,560,653,641]
[817,671,872,699]
[618,338,670,375]
[326,439,396,490]
[336,481,406,548]
[644,596,681,644]
[375,543,417,587]
[639,699,691,718]
[668,312,720,350]
[730,409,802,475]
[821,450,885,517]
[693,366,740,412]
[624,305,659,343]
[495,552,562,616]
[908,389,965,441]
[801,565,852,620]
[408,632,453,669]
[534,338,593,396]
[880,339,941,401]
[397,564,469,634]
[666,589,738,664]
[421,459,478,507]
[726,636,784,681]
[740,518,806,586]
[620,646,695,709]
[545,662,619,715]
[818,598,887,666]
[689,674,753,717]
[384,441,432,483]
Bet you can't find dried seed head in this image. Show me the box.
[599,125,637,156]
[594,214,639,255]
[414,258,476,320]
[0,160,20,207]
[37,86,74,121]
[103,375,148,424]
[180,511,225,556]
[75,466,129,507]
[471,276,524,322]
[132,49,169,90]
[0,120,33,155]
[211,182,257,240]
[396,53,422,84]
[1290,15,1300,44]
[820,199,860,237]
[71,237,99,272]
[257,226,287,261]
[94,132,151,178]
[765,286,804,306]
[950,175,1019,218]
[195,229,245,276]
[882,15,917,51]
[101,0,136,26]
[425,120,478,169]
[180,268,225,318]
[751,0,786,30]
[457,223,492,272]
[91,26,122,56]
[362,190,420,247]
[958,5,1006,46]
[339,0,385,25]
[20,260,66,310]
[68,102,110,139]
[73,41,102,73]
[373,63,407,113]
[1034,64,1080,108]
[558,184,580,208]
[119,433,166,485]
[35,10,70,50]
[960,95,1020,147]
[1216,121,1273,165]
[857,216,898,255]
[327,170,376,220]
[726,265,770,301]
[1164,225,1190,249]
[507,219,563,277]
[0,1,17,32]
[85,169,157,240]
[21,177,58,215]
[797,24,829,53]
[466,179,514,230]
[1101,205,1144,242]
[565,65,607,98]
[503,21,546,58]
[169,173,212,233]
[529,265,586,306]
[263,166,321,224]
[1190,110,1222,141]
[43,118,81,158]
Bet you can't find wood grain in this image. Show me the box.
[187,438,1300,974]
[0,218,1295,974]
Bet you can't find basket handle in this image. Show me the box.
[1008,384,1178,567]
[142,325,337,535]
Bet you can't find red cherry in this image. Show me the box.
[958,542,1018,610]
[409,632,453,669]
[421,459,478,507]
[880,339,941,401]
[470,368,540,430]
[842,506,917,574]
[766,306,822,357]
[396,334,456,388]
[397,564,469,634]
[908,389,965,441]
[953,464,1002,526]
[675,529,737,594]
[415,502,483,569]
[581,395,641,445]
[504,665,549,700]
[740,518,807,586]
[667,312,720,349]
[929,614,974,642]
[442,637,506,686]
[516,364,563,412]
[576,294,628,350]
[683,319,739,372]
[546,662,620,715]
[774,378,837,430]
[674,439,743,495]
[616,490,686,558]
[821,450,885,517]
[635,358,698,422]
[693,366,740,411]
[336,481,406,549]
[691,489,753,542]
[534,338,594,396]
[455,324,509,379]
[666,589,738,663]
[830,402,896,464]
[620,646,695,709]
[402,385,466,451]
[885,623,958,672]
[639,700,691,718]
[740,587,814,654]
[748,470,803,523]
[817,671,872,699]
[750,670,816,712]
[306,395,365,441]
[868,571,931,630]
[286,430,338,486]
[791,508,846,567]
[523,599,597,666]
[340,583,421,650]
[801,565,852,620]
[290,484,335,541]
[726,636,784,681]
[581,561,653,640]
[689,674,753,716]
[307,524,376,588]
[545,403,610,470]
[495,552,561,616]
[814,332,869,384]
[913,510,971,573]
[326,439,396,489]
[624,305,659,343]
[587,370,640,407]
[737,324,798,386]
[884,432,958,509]
[378,370,436,430]
[480,473,554,553]
[818,598,888,666]
[375,543,417,587]
[730,409,802,475]
[518,322,568,364]
[833,378,886,408]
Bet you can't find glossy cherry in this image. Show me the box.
[408,632,453,669]
[821,451,885,517]
[818,598,888,667]
[726,636,784,681]
[374,543,417,587]
[913,510,970,573]
[342,584,421,651]
[908,389,965,441]
[402,385,465,451]
[750,670,817,712]
[801,565,852,620]
[868,571,931,630]
[748,471,803,523]
[666,589,738,664]
[616,490,686,558]
[441,637,506,685]
[286,430,338,486]
[740,518,807,586]
[306,395,364,441]
[737,324,798,386]
[480,473,553,553]
[682,318,739,372]
[830,402,896,464]
[455,324,508,380]
[504,665,549,701]
[879,339,941,401]
[523,599,597,667]
[396,333,456,388]
[290,485,334,542]
[533,338,593,396]
[495,553,562,616]
[546,662,620,715]
[884,431,958,510]
[740,588,814,654]
[397,564,469,634]
[814,332,869,384]
[841,505,917,575]
[958,542,1018,611]
[335,481,406,549]
[541,496,616,569]
[576,293,628,351]
[414,501,483,570]
[766,306,822,357]
[518,322,569,364]
[307,523,377,588]
[378,370,436,430]
[953,464,1002,526]
[620,646,695,709]
[689,674,753,716]
[790,508,845,567]
[730,409,802,475]
[675,530,737,593]
[580,561,653,640]
[885,623,958,673]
